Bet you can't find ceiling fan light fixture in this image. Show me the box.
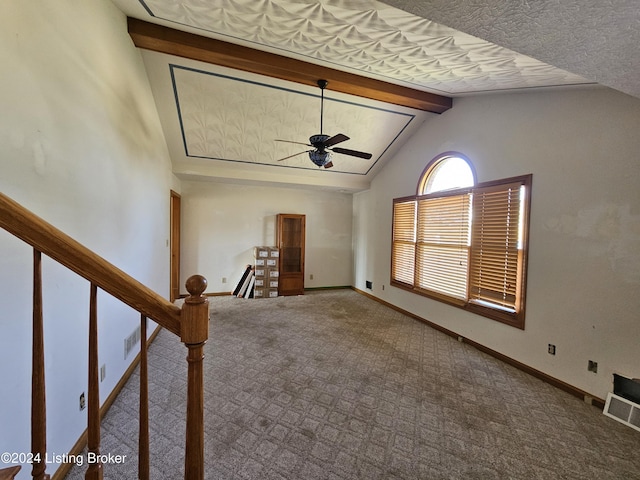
[309,150,332,167]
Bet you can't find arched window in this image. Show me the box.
[418,153,476,194]
[391,152,531,328]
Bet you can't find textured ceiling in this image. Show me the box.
[110,0,615,191]
[382,0,640,100]
[131,0,590,95]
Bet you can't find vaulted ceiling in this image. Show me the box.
[110,0,639,192]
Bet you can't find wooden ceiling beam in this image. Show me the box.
[127,18,452,114]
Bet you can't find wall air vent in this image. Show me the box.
[603,392,640,432]
[124,325,141,359]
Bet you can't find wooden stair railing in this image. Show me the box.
[0,192,209,480]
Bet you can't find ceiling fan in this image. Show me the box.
[276,79,373,169]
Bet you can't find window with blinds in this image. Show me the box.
[391,174,531,328]
[391,200,416,286]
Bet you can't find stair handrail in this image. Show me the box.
[0,191,208,480]
[0,192,181,335]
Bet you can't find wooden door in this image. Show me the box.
[170,191,181,302]
[276,214,305,296]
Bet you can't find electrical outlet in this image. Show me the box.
[79,392,86,411]
[588,360,598,373]
[222,277,227,284]
[310,274,314,280]
[548,344,556,355]
[100,364,106,382]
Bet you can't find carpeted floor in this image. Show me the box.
[64,289,640,479]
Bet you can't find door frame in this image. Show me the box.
[170,190,181,302]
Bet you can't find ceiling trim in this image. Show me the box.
[127,17,452,114]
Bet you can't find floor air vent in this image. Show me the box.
[603,393,640,432]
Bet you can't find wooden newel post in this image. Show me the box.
[180,275,209,480]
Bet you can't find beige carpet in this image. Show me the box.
[64,289,640,479]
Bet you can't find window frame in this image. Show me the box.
[391,173,532,329]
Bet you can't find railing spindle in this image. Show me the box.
[31,249,49,480]
[138,315,149,480]
[85,284,102,480]
[181,276,209,480]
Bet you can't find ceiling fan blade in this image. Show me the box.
[323,133,349,148]
[275,139,312,147]
[277,150,309,161]
[323,161,334,169]
[331,147,373,159]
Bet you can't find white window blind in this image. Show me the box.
[391,200,416,286]
[468,182,523,312]
[415,193,471,300]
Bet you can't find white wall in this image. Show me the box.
[180,180,353,294]
[0,1,174,477]
[354,87,640,401]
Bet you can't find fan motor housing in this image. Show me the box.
[309,134,329,149]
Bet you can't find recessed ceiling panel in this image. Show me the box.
[171,65,416,174]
